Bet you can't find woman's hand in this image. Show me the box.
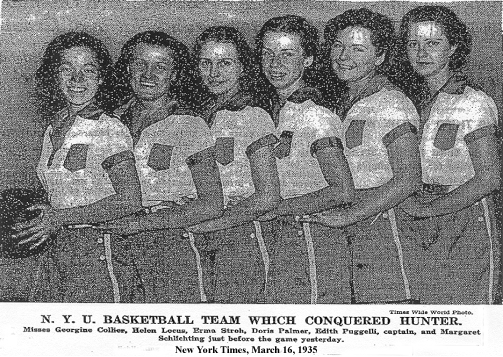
[12,204,61,249]
[98,215,143,236]
[399,195,429,218]
[158,200,182,209]
[188,221,217,234]
[299,210,356,228]
[256,210,278,222]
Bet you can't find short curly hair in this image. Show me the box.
[35,32,112,121]
[324,8,396,73]
[399,5,472,71]
[107,31,197,111]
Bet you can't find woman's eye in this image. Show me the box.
[222,60,233,66]
[262,52,273,60]
[59,65,73,74]
[131,61,144,71]
[427,40,440,47]
[353,46,366,53]
[407,41,418,49]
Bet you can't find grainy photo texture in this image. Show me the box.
[0,0,501,305]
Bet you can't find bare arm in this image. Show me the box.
[402,128,500,218]
[189,135,281,233]
[272,136,355,217]
[348,131,421,221]
[304,129,421,228]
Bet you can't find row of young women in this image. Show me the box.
[13,5,500,304]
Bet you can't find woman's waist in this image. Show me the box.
[278,173,328,196]
[223,193,252,208]
[421,168,472,188]
[348,160,393,189]
[49,189,114,210]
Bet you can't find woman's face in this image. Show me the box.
[198,41,242,97]
[58,46,101,109]
[406,21,456,79]
[330,26,383,83]
[261,31,313,91]
[130,43,175,102]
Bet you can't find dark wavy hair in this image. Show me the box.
[395,6,472,106]
[399,5,472,71]
[256,15,319,60]
[106,31,198,111]
[194,26,258,96]
[324,8,396,73]
[320,8,397,110]
[35,32,112,122]
[255,15,320,95]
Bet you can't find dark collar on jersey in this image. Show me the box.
[269,86,325,127]
[417,73,467,134]
[439,73,467,95]
[48,102,104,158]
[120,98,183,127]
[121,98,198,145]
[201,91,254,128]
[288,86,325,105]
[420,73,467,109]
[336,74,392,120]
[51,101,104,137]
[54,101,104,124]
[76,101,104,121]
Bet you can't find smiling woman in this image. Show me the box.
[306,8,422,304]
[330,26,384,84]
[58,47,101,110]
[102,31,224,303]
[254,16,355,304]
[15,32,144,303]
[129,43,174,102]
[189,26,280,303]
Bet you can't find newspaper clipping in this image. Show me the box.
[0,0,501,356]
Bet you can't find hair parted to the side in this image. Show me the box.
[256,15,319,60]
[399,5,471,71]
[35,32,112,122]
[254,14,321,98]
[107,31,198,111]
[324,8,396,71]
[320,8,397,110]
[396,5,472,106]
[193,26,258,96]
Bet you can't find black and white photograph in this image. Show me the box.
[0,0,501,355]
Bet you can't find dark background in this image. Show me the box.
[1,0,501,189]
